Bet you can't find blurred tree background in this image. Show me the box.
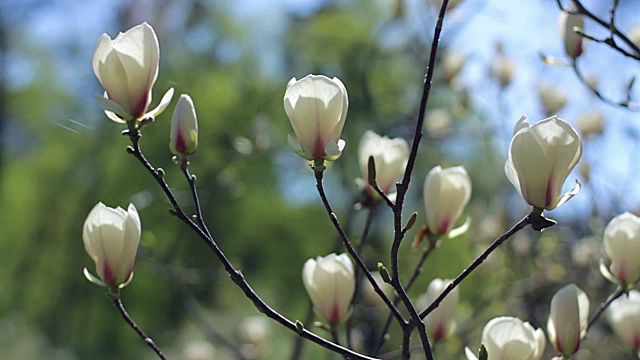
[1,0,640,359]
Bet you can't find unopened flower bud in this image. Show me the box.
[302,253,355,324]
[443,51,466,83]
[504,115,582,210]
[559,6,585,60]
[284,75,348,161]
[537,84,568,115]
[419,279,458,341]
[170,94,198,156]
[425,108,453,137]
[576,111,604,138]
[83,202,141,288]
[547,284,589,357]
[490,55,516,88]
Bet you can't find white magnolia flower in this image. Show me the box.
[547,284,589,357]
[423,165,472,236]
[600,212,640,286]
[92,22,173,123]
[420,278,458,341]
[83,202,141,288]
[607,290,640,352]
[505,115,582,210]
[358,130,409,196]
[302,253,355,324]
[465,316,545,360]
[284,75,348,161]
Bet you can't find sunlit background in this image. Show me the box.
[1,0,639,358]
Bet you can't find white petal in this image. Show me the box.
[145,87,175,120]
[93,94,129,121]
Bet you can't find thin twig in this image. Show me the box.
[183,294,248,360]
[112,293,166,360]
[313,164,406,326]
[419,214,531,319]
[385,0,453,357]
[557,0,640,59]
[586,285,625,332]
[290,302,315,360]
[180,159,212,238]
[347,207,377,349]
[571,61,639,111]
[125,129,379,360]
[373,240,438,355]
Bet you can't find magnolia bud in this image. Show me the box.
[358,130,409,197]
[184,340,216,360]
[547,284,589,357]
[170,94,198,156]
[607,290,640,352]
[537,84,568,116]
[601,212,640,286]
[92,22,173,123]
[83,202,141,288]
[464,316,545,360]
[490,55,516,88]
[576,111,604,138]
[425,108,453,137]
[420,279,458,341]
[302,253,355,324]
[442,51,466,83]
[284,75,348,161]
[423,166,472,236]
[559,6,585,60]
[504,115,582,211]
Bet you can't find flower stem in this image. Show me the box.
[419,214,531,319]
[586,285,625,332]
[313,162,406,327]
[373,239,438,355]
[110,290,166,360]
[179,159,212,239]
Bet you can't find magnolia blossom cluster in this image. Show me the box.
[85,19,626,360]
[464,284,592,360]
[85,23,202,287]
